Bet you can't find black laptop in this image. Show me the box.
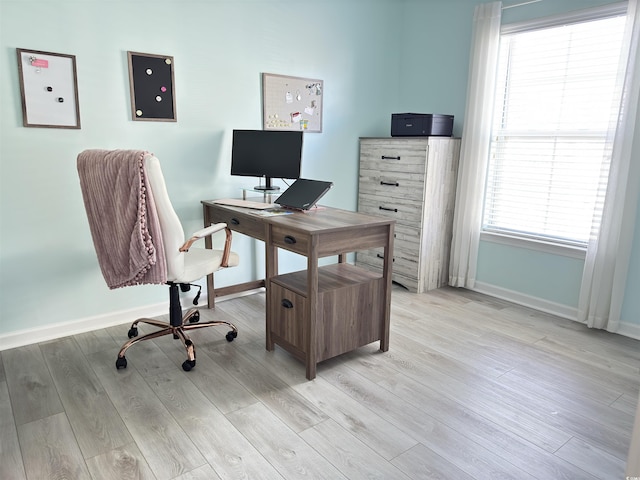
[275,178,333,211]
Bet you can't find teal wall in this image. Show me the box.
[0,0,401,333]
[1,0,638,339]
[621,126,640,322]
[475,242,584,307]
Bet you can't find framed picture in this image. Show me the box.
[127,51,176,122]
[262,73,323,133]
[16,48,81,129]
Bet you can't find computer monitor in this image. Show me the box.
[230,129,303,191]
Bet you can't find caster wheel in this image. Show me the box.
[226,331,238,342]
[127,327,138,339]
[182,359,196,371]
[115,356,127,369]
[189,311,200,323]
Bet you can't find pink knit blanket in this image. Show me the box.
[77,149,167,289]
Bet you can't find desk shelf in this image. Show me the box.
[268,263,385,366]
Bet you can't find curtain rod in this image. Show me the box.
[503,0,542,10]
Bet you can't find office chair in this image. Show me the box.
[77,150,239,372]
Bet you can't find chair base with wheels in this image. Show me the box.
[115,282,238,372]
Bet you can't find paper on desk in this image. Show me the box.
[247,208,293,217]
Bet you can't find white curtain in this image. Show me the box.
[449,2,502,288]
[578,0,640,331]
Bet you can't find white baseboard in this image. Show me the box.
[617,322,640,341]
[472,281,640,340]
[0,289,265,352]
[472,281,579,320]
[0,302,169,351]
[2,284,635,350]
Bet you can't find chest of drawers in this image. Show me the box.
[356,137,460,292]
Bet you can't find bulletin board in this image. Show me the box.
[16,48,81,129]
[262,73,323,133]
[128,51,176,122]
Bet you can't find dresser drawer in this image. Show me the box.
[358,195,423,225]
[358,171,425,202]
[394,223,422,247]
[359,139,428,173]
[360,223,421,258]
[357,245,418,276]
[356,249,420,290]
[269,225,310,255]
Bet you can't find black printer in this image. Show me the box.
[391,113,454,137]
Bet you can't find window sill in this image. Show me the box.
[479,231,586,260]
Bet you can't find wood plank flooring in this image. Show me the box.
[1,286,638,479]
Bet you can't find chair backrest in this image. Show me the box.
[144,154,186,280]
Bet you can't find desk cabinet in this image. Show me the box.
[264,209,394,380]
[357,137,460,292]
[268,264,384,365]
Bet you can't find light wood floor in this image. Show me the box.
[1,286,638,480]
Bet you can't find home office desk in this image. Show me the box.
[201,200,395,379]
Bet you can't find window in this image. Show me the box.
[482,7,628,248]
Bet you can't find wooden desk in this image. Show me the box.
[201,201,395,379]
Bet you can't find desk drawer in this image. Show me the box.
[270,225,309,255]
[211,209,265,240]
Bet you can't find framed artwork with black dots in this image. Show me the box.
[127,51,176,122]
[16,48,81,129]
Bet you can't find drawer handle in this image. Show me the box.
[379,206,398,212]
[230,217,240,226]
[377,254,395,262]
[281,299,294,309]
[380,181,399,187]
[284,235,297,244]
[381,155,401,160]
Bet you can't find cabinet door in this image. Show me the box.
[268,283,307,353]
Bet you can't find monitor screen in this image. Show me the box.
[231,129,303,191]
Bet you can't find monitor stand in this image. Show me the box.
[254,176,280,191]
[242,187,277,204]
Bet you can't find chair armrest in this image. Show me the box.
[191,222,228,240]
[179,222,233,267]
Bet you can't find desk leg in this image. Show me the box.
[203,204,216,309]
[305,237,319,380]
[265,225,277,351]
[380,224,394,352]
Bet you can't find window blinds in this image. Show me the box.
[482,13,627,247]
